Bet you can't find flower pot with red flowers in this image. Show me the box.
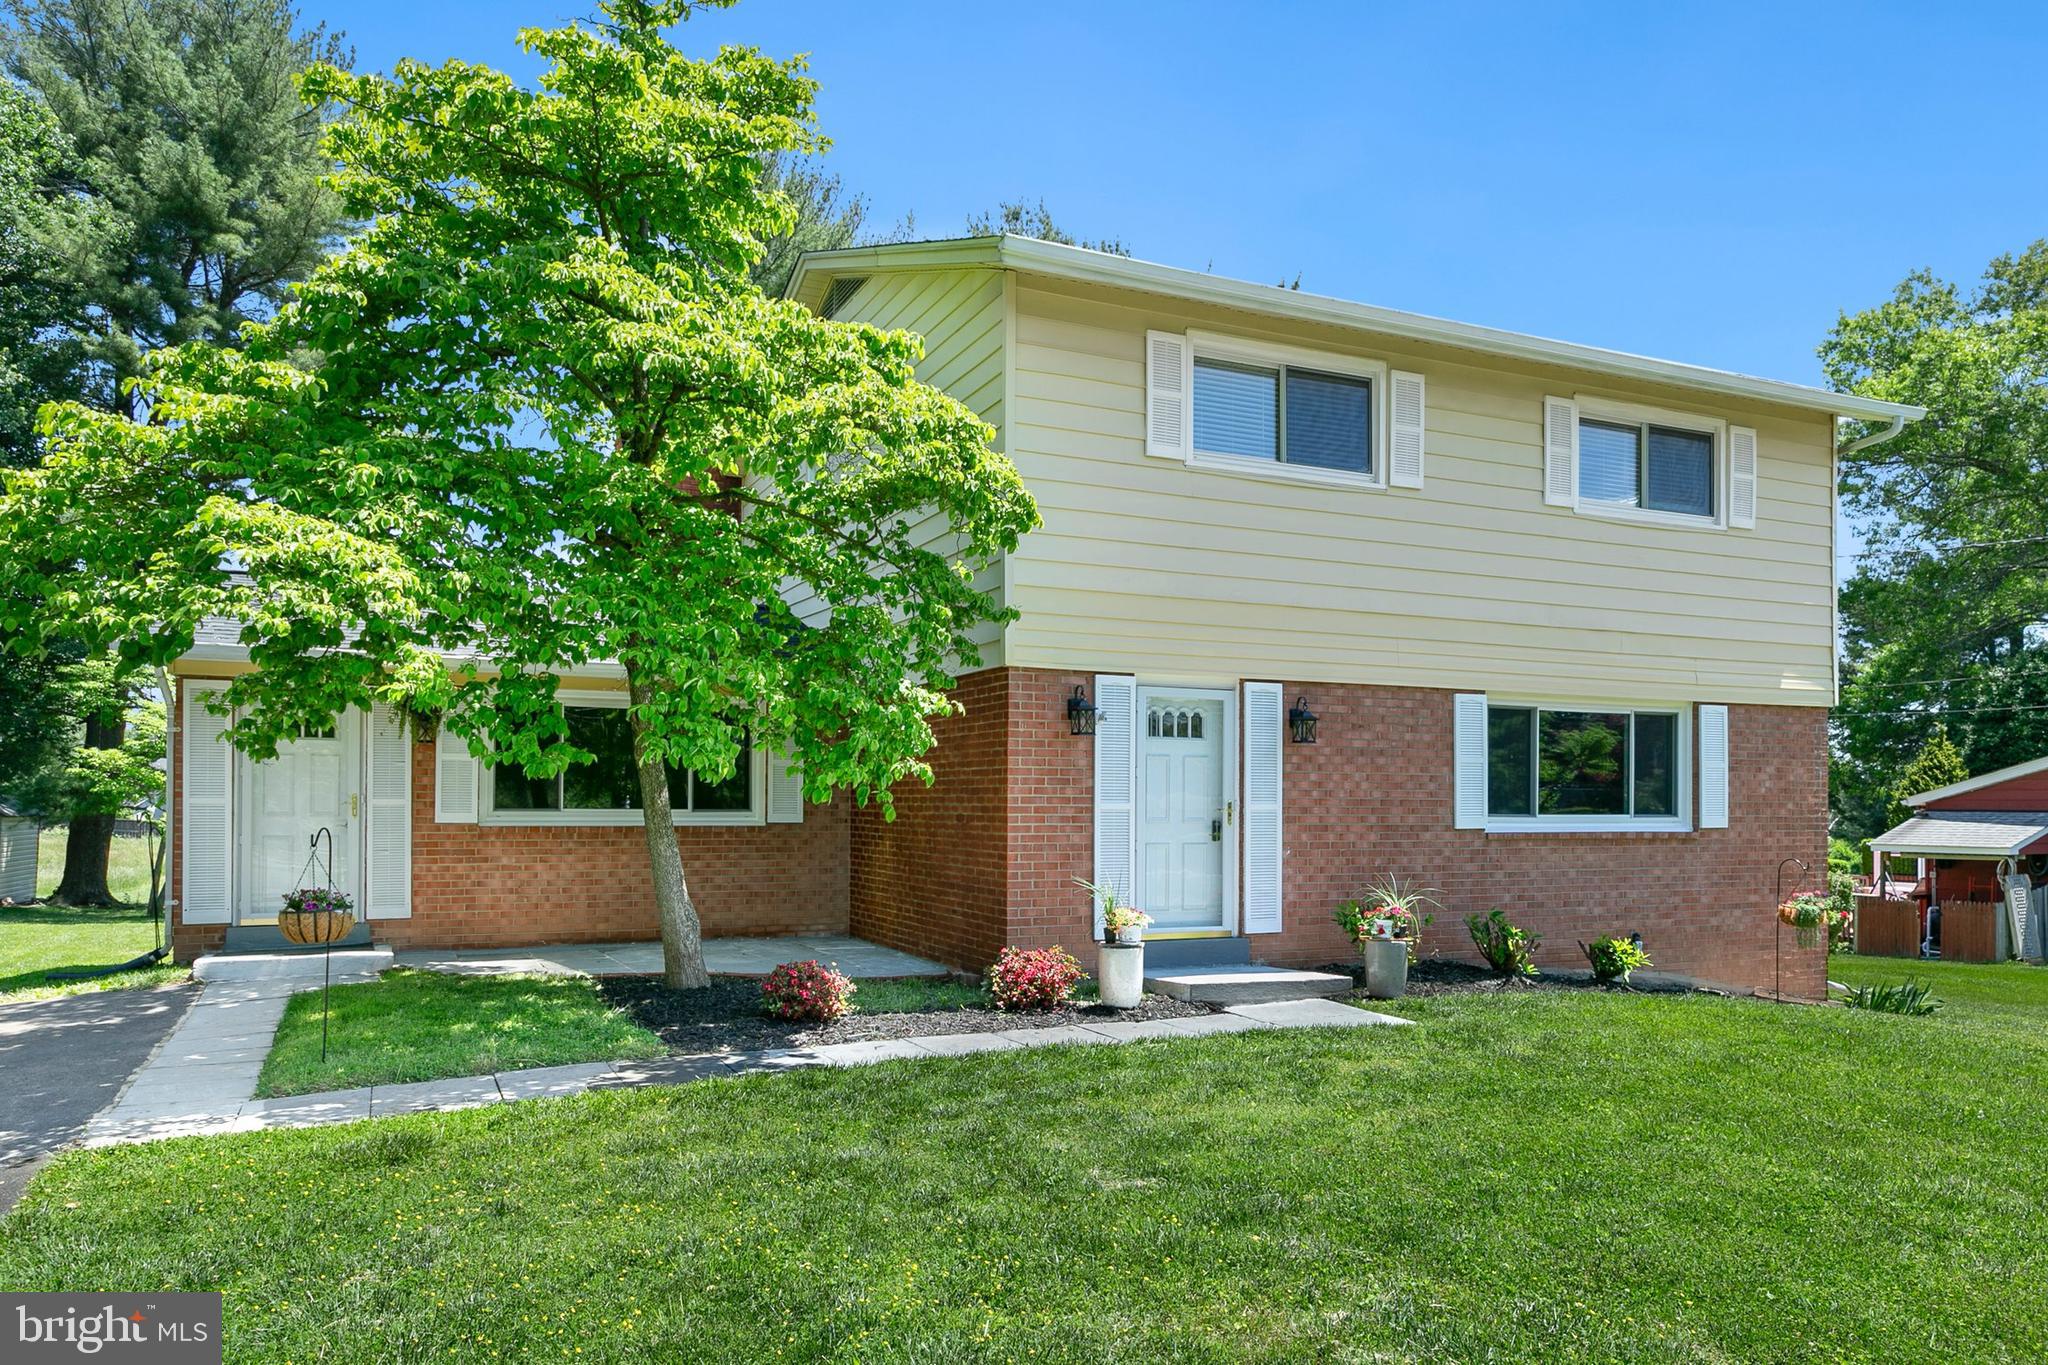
[1335,874,1439,999]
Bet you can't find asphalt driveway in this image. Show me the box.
[0,982,199,1210]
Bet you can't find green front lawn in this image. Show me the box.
[0,903,184,1001]
[35,828,155,904]
[256,969,665,1097]
[9,986,2045,1362]
[1830,953,2048,1025]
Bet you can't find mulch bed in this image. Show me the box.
[1320,957,1695,998]
[597,975,1215,1054]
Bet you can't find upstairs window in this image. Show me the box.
[1192,356,1373,477]
[1579,418,1715,518]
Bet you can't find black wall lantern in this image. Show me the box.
[1067,684,1099,736]
[1288,696,1319,744]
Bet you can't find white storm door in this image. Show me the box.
[239,710,362,923]
[1136,688,1233,932]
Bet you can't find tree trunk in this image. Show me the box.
[626,668,710,990]
[53,708,125,905]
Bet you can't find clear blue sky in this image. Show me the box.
[331,1,2047,568]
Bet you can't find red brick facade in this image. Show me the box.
[851,668,1828,998]
[167,681,847,961]
[173,671,1828,998]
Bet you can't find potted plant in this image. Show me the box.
[1076,878,1151,945]
[278,886,357,945]
[1778,893,1829,950]
[1075,878,1148,1007]
[1335,874,1438,999]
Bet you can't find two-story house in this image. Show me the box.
[163,236,1920,997]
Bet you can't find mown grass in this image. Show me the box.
[256,969,664,1097]
[0,902,183,1001]
[34,828,154,904]
[8,987,2045,1362]
[1830,952,2048,1026]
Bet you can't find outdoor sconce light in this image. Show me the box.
[1288,696,1319,745]
[1067,684,1099,737]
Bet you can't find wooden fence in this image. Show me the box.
[1854,895,1920,958]
[1939,900,2001,964]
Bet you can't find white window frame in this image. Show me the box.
[1184,330,1389,492]
[479,690,767,828]
[1570,394,1728,531]
[1481,697,1693,835]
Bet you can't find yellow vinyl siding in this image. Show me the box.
[1004,276,1839,705]
[778,267,1011,664]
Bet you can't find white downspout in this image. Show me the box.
[1840,412,1908,456]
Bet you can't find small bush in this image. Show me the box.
[985,946,1084,1011]
[1581,934,1651,985]
[1468,909,1540,978]
[1826,870,1858,952]
[761,959,856,1023]
[1842,978,1941,1017]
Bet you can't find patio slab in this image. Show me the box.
[397,936,950,981]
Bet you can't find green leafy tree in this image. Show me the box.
[749,154,871,297]
[968,196,1130,257]
[1885,727,1970,832]
[0,0,1036,985]
[3,0,352,899]
[0,80,95,467]
[1824,242,2048,839]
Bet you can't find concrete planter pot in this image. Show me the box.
[1363,937,1410,999]
[1111,924,1143,946]
[1097,942,1145,1009]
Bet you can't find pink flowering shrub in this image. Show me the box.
[761,959,856,1023]
[984,945,1085,1011]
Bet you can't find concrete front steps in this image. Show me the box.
[193,947,393,984]
[1143,963,1354,1006]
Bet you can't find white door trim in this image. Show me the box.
[234,707,366,924]
[1133,683,1238,936]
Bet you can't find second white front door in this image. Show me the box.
[1136,688,1232,932]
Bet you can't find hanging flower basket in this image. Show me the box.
[1778,893,1828,950]
[279,887,357,945]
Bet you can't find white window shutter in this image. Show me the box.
[434,722,479,823]
[364,703,413,919]
[1242,682,1284,934]
[1728,426,1758,529]
[766,751,804,824]
[1144,331,1190,460]
[180,680,234,924]
[1698,704,1730,829]
[1453,693,1488,830]
[1092,674,1138,935]
[1388,369,1426,488]
[1543,396,1578,506]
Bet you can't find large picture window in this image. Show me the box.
[1486,704,1681,823]
[490,704,754,819]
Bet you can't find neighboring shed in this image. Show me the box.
[1868,756,2048,961]
[0,799,39,904]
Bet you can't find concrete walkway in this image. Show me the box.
[396,936,951,980]
[83,997,1411,1148]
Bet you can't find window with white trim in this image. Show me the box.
[1484,702,1687,829]
[487,703,756,822]
[1579,416,1715,518]
[1192,356,1373,477]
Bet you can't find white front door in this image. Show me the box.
[238,712,361,923]
[1136,688,1234,932]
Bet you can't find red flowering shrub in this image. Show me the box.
[984,945,1084,1011]
[761,959,856,1022]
